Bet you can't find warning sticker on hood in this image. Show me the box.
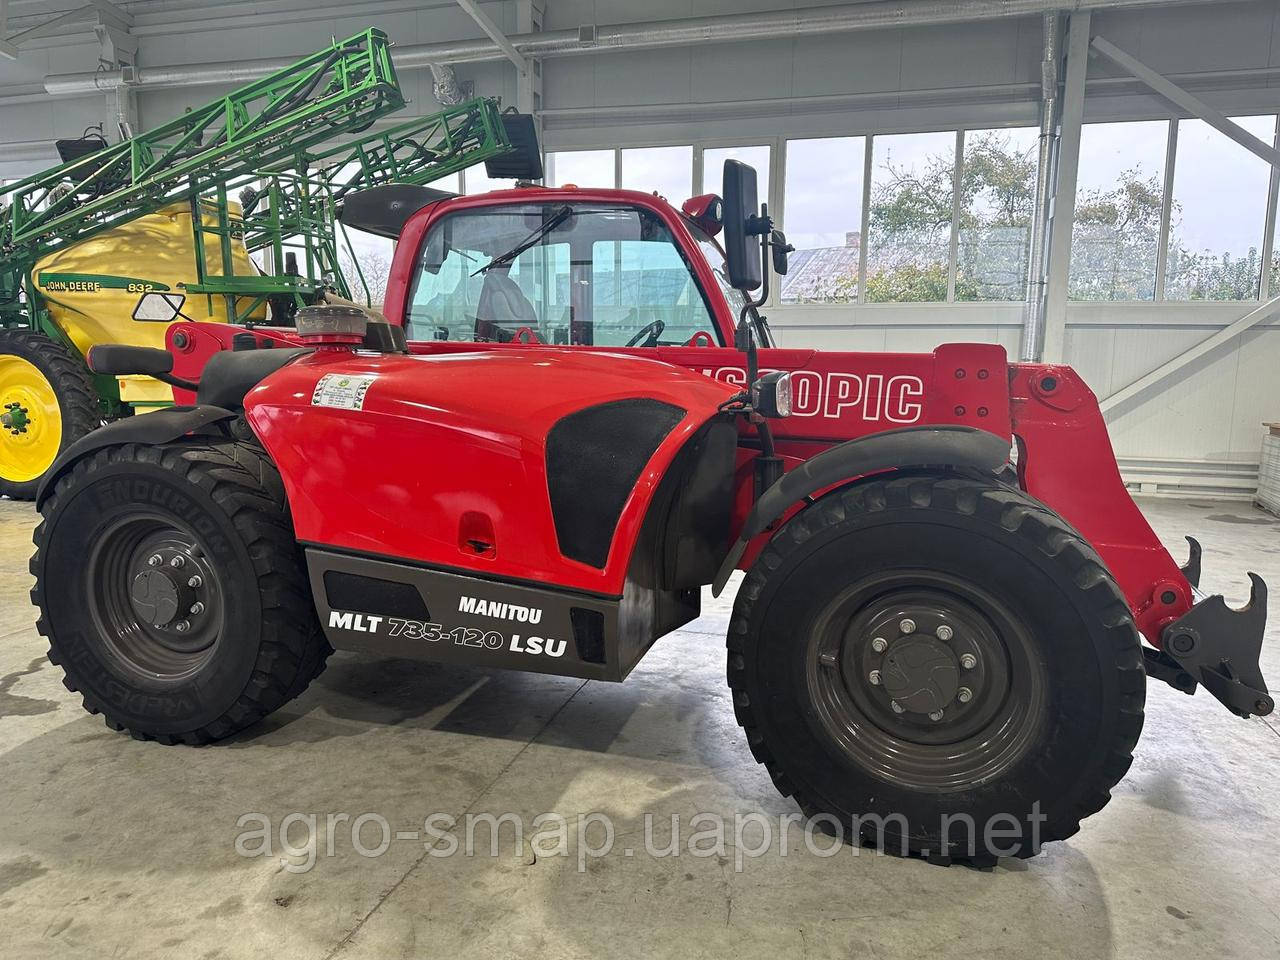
[311,373,375,410]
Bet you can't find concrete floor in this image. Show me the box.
[1,496,1278,960]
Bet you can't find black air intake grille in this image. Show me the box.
[571,608,607,664]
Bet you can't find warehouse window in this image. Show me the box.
[1069,120,1168,301]
[1164,115,1275,300]
[621,146,693,203]
[546,150,615,188]
[866,131,956,302]
[700,145,770,198]
[955,127,1040,302]
[432,171,461,193]
[780,136,865,304]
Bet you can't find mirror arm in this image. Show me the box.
[733,203,785,498]
[736,203,775,385]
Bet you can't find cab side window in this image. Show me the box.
[591,223,717,347]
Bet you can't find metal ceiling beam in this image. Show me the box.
[454,0,528,73]
[1091,35,1280,168]
[0,0,16,61]
[3,0,131,52]
[43,0,1223,96]
[1100,296,1280,415]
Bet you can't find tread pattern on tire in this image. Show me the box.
[726,473,1146,863]
[31,438,332,744]
[0,330,100,500]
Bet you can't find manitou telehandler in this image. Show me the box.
[30,159,1271,865]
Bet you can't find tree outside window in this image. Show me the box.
[955,128,1040,301]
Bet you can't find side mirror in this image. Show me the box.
[771,229,793,276]
[722,159,762,292]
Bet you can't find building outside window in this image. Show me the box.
[865,131,956,303]
[780,136,865,304]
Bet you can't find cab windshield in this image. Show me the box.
[404,202,726,347]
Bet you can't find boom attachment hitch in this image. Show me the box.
[1144,537,1273,718]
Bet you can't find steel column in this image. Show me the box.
[1038,10,1090,364]
[1020,13,1060,362]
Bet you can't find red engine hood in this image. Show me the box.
[243,347,739,596]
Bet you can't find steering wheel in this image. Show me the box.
[625,318,666,348]
[512,326,542,344]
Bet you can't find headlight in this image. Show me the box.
[751,371,792,418]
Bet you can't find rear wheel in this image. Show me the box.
[727,474,1145,864]
[0,330,99,500]
[31,439,331,743]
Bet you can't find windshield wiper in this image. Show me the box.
[472,204,573,276]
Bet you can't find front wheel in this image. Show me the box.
[31,439,331,743]
[727,474,1145,864]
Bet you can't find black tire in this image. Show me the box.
[31,439,332,744]
[727,473,1145,864]
[0,330,100,500]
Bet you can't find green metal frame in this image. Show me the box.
[0,28,403,327]
[0,30,521,415]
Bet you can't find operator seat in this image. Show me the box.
[474,270,537,341]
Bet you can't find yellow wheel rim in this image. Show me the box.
[0,355,63,485]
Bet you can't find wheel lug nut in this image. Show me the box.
[187,575,202,588]
[898,618,916,634]
[960,653,977,670]
[170,555,185,568]
[147,554,162,567]
[957,687,973,703]
[871,637,887,653]
[928,710,944,722]
[890,700,904,714]
[869,669,881,685]
[174,620,190,633]
[936,624,953,641]
[189,602,204,615]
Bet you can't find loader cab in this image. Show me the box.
[391,188,766,349]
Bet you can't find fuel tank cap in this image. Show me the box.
[295,305,368,345]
